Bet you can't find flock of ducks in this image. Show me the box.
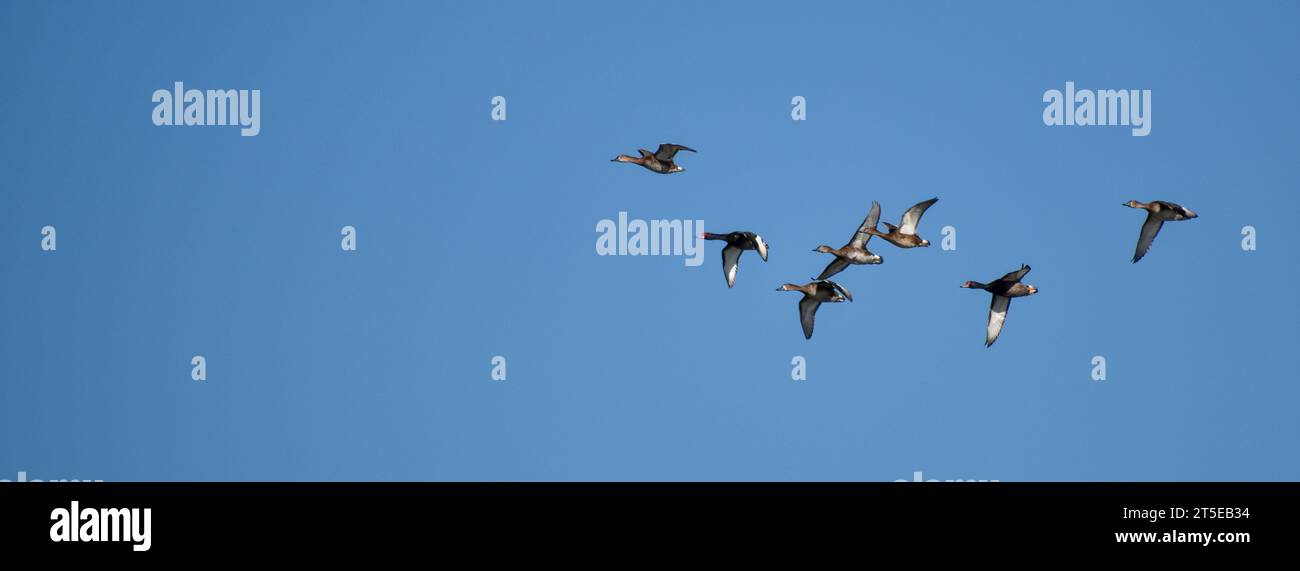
[613,143,1199,345]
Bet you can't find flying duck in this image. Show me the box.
[813,200,884,280]
[1123,200,1198,263]
[961,264,1038,347]
[611,143,696,174]
[703,231,769,288]
[866,197,939,248]
[776,280,853,339]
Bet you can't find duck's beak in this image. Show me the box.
[1028,286,1038,294]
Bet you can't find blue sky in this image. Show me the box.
[1,1,1297,481]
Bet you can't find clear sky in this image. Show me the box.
[2,0,1297,481]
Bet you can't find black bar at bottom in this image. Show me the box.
[1,483,1288,556]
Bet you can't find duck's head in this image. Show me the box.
[1123,200,1143,209]
[961,281,983,289]
[919,239,931,247]
[670,165,685,173]
[813,245,834,253]
[1026,284,1039,295]
[867,254,883,264]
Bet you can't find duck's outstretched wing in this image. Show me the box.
[815,257,849,281]
[753,234,769,261]
[798,296,821,339]
[847,202,878,249]
[1133,214,1163,263]
[998,264,1031,284]
[899,197,938,235]
[849,201,881,249]
[722,245,743,288]
[654,144,695,162]
[986,295,1011,347]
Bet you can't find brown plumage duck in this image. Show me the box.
[961,264,1038,347]
[1123,200,1198,263]
[813,200,884,280]
[866,197,938,248]
[611,143,696,174]
[776,280,852,339]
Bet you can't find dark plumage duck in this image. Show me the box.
[776,280,852,339]
[703,231,769,288]
[866,197,938,248]
[611,143,696,174]
[813,200,884,280]
[961,264,1038,347]
[1123,200,1198,263]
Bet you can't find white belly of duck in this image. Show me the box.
[842,249,882,264]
